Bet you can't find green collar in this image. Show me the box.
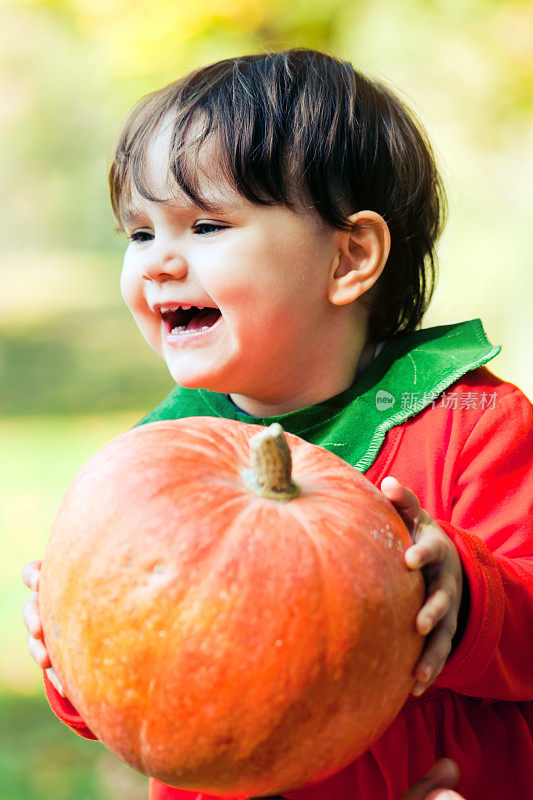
[138,319,500,472]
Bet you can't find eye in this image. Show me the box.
[192,222,227,237]
[128,230,154,243]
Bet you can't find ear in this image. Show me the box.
[328,210,391,306]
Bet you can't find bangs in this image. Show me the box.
[110,56,314,228]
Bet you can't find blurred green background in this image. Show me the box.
[1,0,532,796]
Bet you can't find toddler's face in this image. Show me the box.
[120,123,346,406]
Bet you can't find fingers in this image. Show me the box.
[412,574,460,694]
[46,667,65,697]
[27,630,51,669]
[22,593,43,638]
[413,615,457,695]
[22,560,43,592]
[380,477,431,535]
[380,478,463,695]
[24,610,65,696]
[402,759,460,800]
[416,580,458,635]
[22,560,54,675]
[380,476,419,516]
[22,559,66,698]
[405,534,448,570]
[409,543,462,695]
[382,478,464,699]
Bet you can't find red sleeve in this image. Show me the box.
[43,670,97,740]
[433,389,533,700]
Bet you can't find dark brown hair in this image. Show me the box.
[109,49,447,339]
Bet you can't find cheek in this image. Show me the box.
[120,260,136,309]
[120,262,159,341]
[120,259,146,317]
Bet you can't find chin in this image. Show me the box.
[164,365,222,393]
[164,351,244,395]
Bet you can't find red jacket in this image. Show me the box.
[44,367,533,800]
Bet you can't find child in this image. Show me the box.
[23,49,533,800]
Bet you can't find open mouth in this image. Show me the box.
[160,305,222,336]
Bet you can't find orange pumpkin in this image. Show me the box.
[40,417,424,797]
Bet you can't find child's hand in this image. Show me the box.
[402,758,462,800]
[22,559,65,696]
[380,477,463,697]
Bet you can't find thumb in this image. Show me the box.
[402,759,460,800]
[22,560,43,592]
[380,476,426,534]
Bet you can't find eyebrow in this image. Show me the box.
[121,196,245,223]
[121,207,145,224]
[121,188,246,223]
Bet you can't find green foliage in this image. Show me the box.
[0,692,148,800]
[1,306,173,415]
[1,412,143,692]
[2,0,531,267]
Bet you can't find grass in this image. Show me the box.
[0,692,148,800]
[1,412,150,799]
[0,306,174,416]
[1,411,144,693]
[0,249,174,417]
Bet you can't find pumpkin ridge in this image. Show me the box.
[167,493,253,616]
[280,501,343,673]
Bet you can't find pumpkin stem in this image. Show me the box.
[242,423,299,502]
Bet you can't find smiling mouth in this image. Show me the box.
[161,306,222,335]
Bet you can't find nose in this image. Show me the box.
[141,248,188,283]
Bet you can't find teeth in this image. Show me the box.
[170,325,211,335]
[158,304,205,313]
